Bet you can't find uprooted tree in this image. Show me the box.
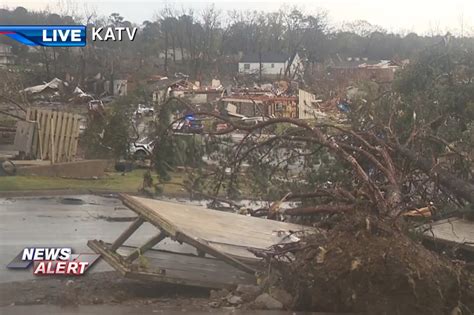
[152,41,474,313]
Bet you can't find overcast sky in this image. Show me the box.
[2,0,473,35]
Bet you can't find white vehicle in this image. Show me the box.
[240,116,269,125]
[129,139,155,160]
[134,104,154,117]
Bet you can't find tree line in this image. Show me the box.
[1,6,474,84]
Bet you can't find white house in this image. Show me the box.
[238,52,302,77]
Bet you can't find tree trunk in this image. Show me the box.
[172,35,176,63]
[284,204,355,216]
[396,145,474,203]
[164,30,169,75]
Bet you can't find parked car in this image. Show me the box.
[129,139,155,160]
[240,116,269,125]
[134,104,154,117]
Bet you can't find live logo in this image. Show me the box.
[42,29,82,42]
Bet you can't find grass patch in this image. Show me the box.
[0,169,185,194]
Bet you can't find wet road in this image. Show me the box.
[0,194,198,283]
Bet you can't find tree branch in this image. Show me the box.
[283,204,356,216]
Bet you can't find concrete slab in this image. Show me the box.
[423,217,474,253]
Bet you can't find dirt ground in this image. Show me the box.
[0,271,212,311]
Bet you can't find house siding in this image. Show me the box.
[0,44,14,66]
[238,62,287,75]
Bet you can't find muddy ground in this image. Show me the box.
[0,271,211,310]
[0,272,315,315]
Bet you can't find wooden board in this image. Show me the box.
[13,121,36,154]
[88,240,256,289]
[423,218,474,252]
[25,108,81,163]
[120,194,318,265]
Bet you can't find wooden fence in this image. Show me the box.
[26,108,81,163]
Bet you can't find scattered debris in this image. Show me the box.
[404,205,435,218]
[21,78,65,101]
[315,246,327,264]
[259,215,474,314]
[226,294,243,305]
[209,289,229,300]
[268,288,292,308]
[254,293,284,310]
[235,284,261,297]
[70,87,93,102]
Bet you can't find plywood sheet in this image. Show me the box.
[121,194,318,264]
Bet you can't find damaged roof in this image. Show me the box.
[21,78,65,94]
[330,59,400,69]
[147,77,187,90]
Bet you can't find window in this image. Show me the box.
[271,63,275,68]
[244,63,250,70]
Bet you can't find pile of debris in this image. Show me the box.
[247,215,474,314]
[208,284,290,310]
[21,78,93,103]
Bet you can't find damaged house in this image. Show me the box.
[223,88,349,121]
[223,95,298,118]
[148,76,189,104]
[171,80,223,105]
[149,76,224,105]
[327,57,408,86]
[21,78,66,101]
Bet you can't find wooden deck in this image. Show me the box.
[88,194,318,288]
[120,194,317,266]
[423,218,474,252]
